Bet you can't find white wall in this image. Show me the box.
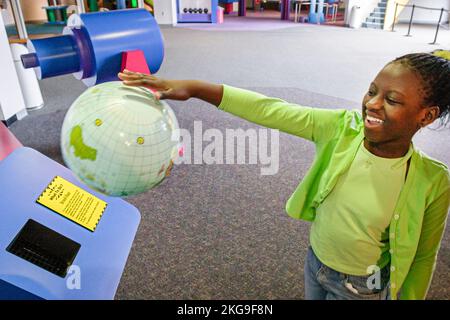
[398,0,449,24]
[154,0,177,25]
[20,0,48,22]
[11,0,74,22]
[23,0,75,20]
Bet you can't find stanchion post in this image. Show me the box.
[392,2,398,32]
[430,8,444,45]
[405,4,415,37]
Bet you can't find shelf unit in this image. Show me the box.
[177,0,218,23]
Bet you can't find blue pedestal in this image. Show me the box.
[0,147,141,300]
[308,0,325,24]
[308,12,325,23]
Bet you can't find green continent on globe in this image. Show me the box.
[70,125,97,161]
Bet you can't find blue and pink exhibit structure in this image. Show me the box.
[0,9,165,300]
[177,0,218,23]
[218,0,245,16]
[21,9,164,86]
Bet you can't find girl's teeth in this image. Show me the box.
[367,116,384,124]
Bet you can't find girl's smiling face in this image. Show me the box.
[362,62,439,158]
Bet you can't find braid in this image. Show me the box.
[391,51,450,127]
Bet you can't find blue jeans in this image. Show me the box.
[304,246,391,300]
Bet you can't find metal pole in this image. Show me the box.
[281,0,290,20]
[430,8,444,45]
[75,0,85,13]
[405,4,415,37]
[239,0,247,17]
[294,1,298,22]
[10,0,27,40]
[391,2,398,32]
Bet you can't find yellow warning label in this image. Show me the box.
[37,176,107,232]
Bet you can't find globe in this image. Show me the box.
[60,81,180,197]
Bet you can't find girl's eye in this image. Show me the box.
[386,97,400,105]
[367,90,375,96]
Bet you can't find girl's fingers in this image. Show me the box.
[118,73,142,81]
[157,89,172,100]
[118,73,132,81]
[119,72,164,95]
[122,79,161,95]
[122,79,146,86]
[119,72,158,82]
[123,69,154,78]
[118,77,179,101]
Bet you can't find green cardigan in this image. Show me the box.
[218,85,450,300]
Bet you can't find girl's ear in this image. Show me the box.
[421,106,440,127]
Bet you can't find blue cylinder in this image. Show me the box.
[27,35,80,79]
[78,9,164,85]
[22,9,164,87]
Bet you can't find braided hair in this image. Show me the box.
[391,51,450,127]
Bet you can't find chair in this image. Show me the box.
[325,0,339,22]
[294,0,311,23]
[294,0,339,23]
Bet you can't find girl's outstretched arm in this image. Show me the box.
[118,70,223,106]
[118,70,346,143]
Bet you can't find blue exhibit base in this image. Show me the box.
[0,279,43,300]
[308,12,325,24]
[0,147,141,300]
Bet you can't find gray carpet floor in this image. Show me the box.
[7,22,450,299]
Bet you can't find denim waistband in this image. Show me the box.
[308,245,390,279]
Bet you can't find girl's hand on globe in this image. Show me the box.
[118,70,224,107]
[118,70,192,101]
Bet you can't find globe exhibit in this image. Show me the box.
[60,81,180,197]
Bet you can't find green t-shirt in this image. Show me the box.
[310,141,413,275]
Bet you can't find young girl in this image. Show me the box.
[118,52,450,300]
